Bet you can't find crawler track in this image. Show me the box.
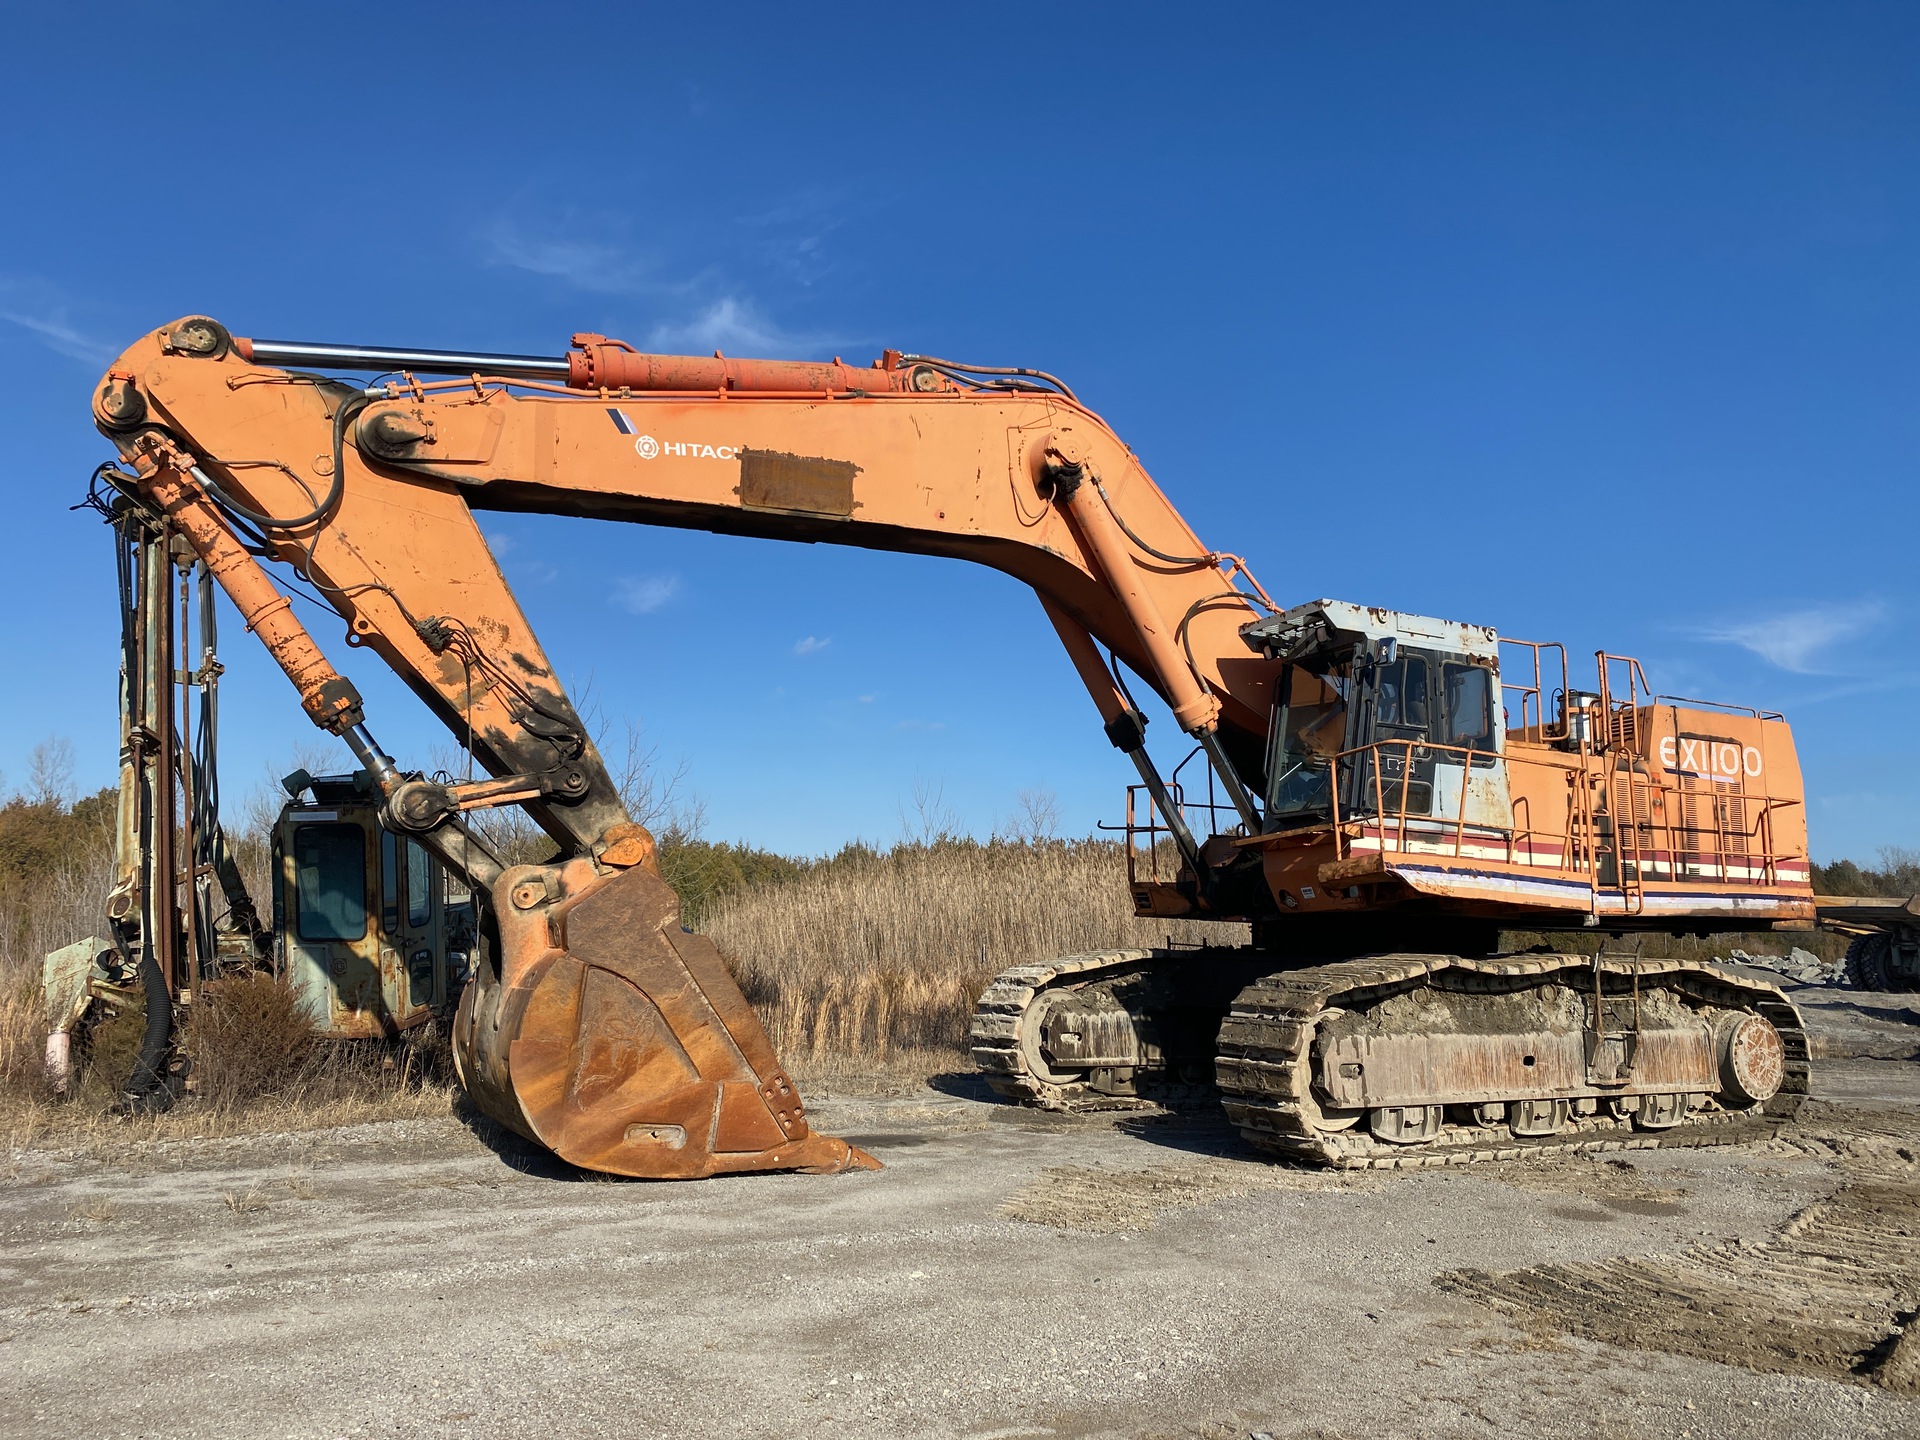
[970,949,1217,1109]
[971,950,1809,1171]
[1214,953,1809,1169]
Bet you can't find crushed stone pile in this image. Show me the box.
[1721,945,1844,986]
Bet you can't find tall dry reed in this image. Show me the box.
[704,838,1243,1075]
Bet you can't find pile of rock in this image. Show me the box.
[1720,946,1845,986]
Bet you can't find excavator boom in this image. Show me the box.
[89,316,1279,1178]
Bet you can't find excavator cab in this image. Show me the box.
[271,770,475,1038]
[1254,600,1509,832]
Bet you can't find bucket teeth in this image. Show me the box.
[453,864,878,1180]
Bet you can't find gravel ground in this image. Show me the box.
[1,982,1916,1440]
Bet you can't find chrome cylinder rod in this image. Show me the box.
[239,337,571,379]
[340,722,401,790]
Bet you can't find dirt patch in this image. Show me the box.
[1438,1107,1920,1393]
[1000,1156,1373,1232]
[1475,1152,1691,1208]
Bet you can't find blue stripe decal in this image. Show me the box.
[1391,863,1788,906]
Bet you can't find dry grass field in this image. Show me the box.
[706,838,1237,1086]
[0,772,1905,1157]
[0,829,1231,1149]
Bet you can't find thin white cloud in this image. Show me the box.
[894,718,947,732]
[484,530,516,556]
[793,635,830,656]
[739,188,848,286]
[509,558,560,585]
[0,278,113,366]
[615,574,681,615]
[1696,602,1886,674]
[1,311,111,365]
[648,297,831,356]
[481,215,843,356]
[482,219,662,296]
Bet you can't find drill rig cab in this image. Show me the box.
[271,768,476,1038]
[44,501,476,1103]
[46,768,478,1100]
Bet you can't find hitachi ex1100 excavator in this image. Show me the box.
[81,316,1820,1176]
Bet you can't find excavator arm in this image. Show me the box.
[91,315,1282,1178]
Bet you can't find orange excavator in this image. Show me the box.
[84,315,1818,1176]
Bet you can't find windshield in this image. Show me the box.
[294,823,368,942]
[1266,665,1350,817]
[1376,655,1431,730]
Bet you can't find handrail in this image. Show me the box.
[1645,693,1785,721]
[1324,736,1805,887]
[1498,637,1570,743]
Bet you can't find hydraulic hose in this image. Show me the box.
[121,947,176,1110]
[192,391,368,533]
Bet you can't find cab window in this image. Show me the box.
[1267,665,1350,817]
[380,830,400,936]
[294,824,368,942]
[405,840,433,928]
[1441,663,1495,752]
[1376,656,1430,730]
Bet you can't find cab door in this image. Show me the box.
[282,811,384,1036]
[1366,651,1437,817]
[378,832,445,1024]
[1429,659,1512,828]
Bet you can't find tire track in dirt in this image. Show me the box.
[1436,1105,1920,1393]
[999,1157,1377,1233]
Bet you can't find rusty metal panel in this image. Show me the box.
[737,449,859,515]
[1315,1021,1719,1108]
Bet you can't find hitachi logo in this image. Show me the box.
[637,433,741,462]
[607,411,738,461]
[641,438,738,461]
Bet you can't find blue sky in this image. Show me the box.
[1,4,1914,861]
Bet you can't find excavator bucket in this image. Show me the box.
[453,863,878,1179]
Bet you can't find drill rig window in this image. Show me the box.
[380,831,400,937]
[293,824,369,943]
[406,840,433,928]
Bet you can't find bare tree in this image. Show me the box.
[1877,845,1920,892]
[423,701,703,863]
[608,719,700,838]
[1001,785,1061,845]
[27,736,76,807]
[899,773,960,844]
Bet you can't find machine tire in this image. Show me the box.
[1844,933,1896,992]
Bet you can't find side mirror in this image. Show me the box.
[1375,636,1398,665]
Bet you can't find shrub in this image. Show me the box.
[182,973,325,1114]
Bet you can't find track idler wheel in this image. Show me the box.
[454,859,879,1180]
[1715,1011,1786,1104]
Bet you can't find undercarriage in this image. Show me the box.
[970,948,1807,1168]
